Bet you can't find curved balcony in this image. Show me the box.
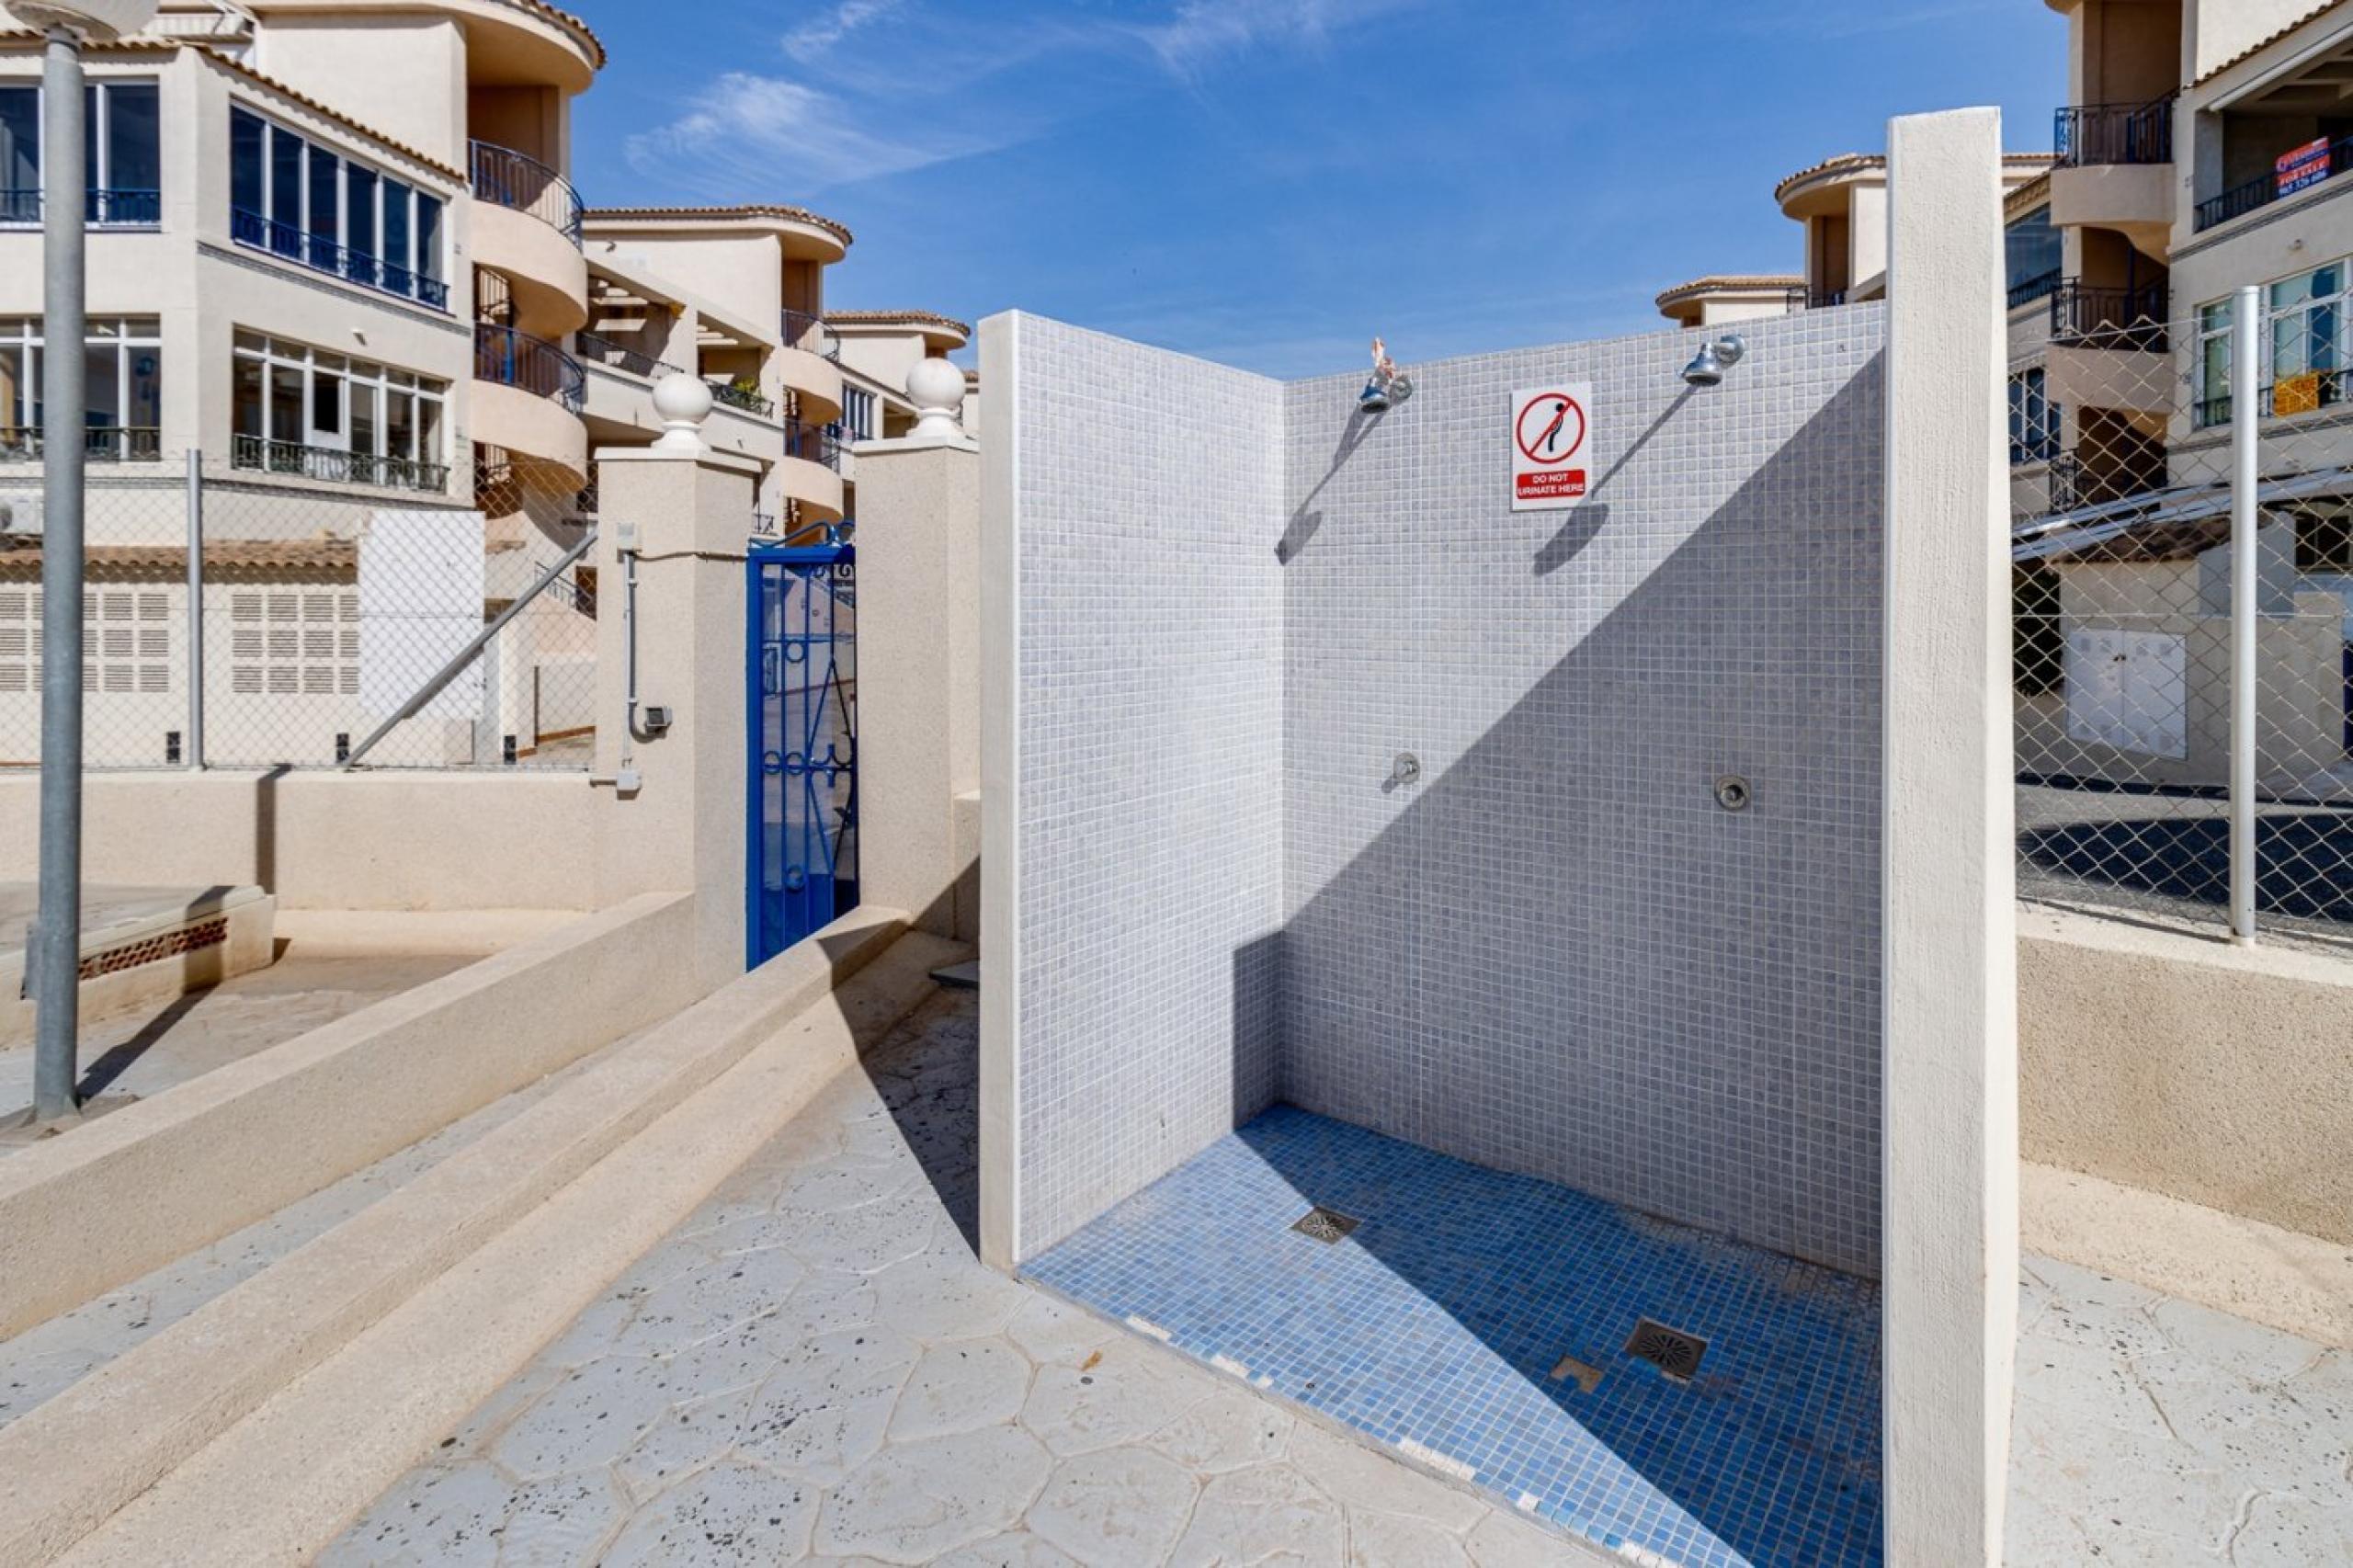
[785,418,839,472]
[781,310,840,361]
[474,324,587,483]
[470,141,588,337]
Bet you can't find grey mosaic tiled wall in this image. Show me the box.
[1005,307,1887,1276]
[1280,310,1887,1278]
[1006,314,1287,1259]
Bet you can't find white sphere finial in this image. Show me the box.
[650,372,713,455]
[3,0,159,40]
[906,357,966,443]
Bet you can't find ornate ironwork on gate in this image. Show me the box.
[747,527,857,967]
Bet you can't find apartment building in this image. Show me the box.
[2014,0,2353,791]
[825,308,970,520]
[0,0,856,769]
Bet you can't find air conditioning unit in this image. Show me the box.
[0,494,40,539]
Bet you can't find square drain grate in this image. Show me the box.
[1623,1317,1709,1383]
[1290,1206,1361,1244]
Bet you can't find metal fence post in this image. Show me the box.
[2229,284,2259,945]
[185,449,204,768]
[29,23,89,1123]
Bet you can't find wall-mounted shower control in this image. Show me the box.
[1714,775,1752,812]
[1391,752,1421,787]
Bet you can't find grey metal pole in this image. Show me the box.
[2228,284,2260,946]
[184,449,203,767]
[31,24,88,1120]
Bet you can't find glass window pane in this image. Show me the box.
[381,178,410,278]
[312,370,340,436]
[351,380,378,458]
[0,343,25,429]
[84,342,120,428]
[268,126,302,246]
[233,355,264,439]
[105,84,157,195]
[387,389,415,460]
[415,193,441,282]
[346,165,376,257]
[269,362,302,445]
[231,108,264,216]
[416,394,442,463]
[307,143,337,244]
[0,86,36,209]
[127,343,159,429]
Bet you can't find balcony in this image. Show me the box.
[469,142,582,246]
[230,435,449,493]
[2008,267,2062,311]
[0,426,162,461]
[785,418,838,471]
[1,188,163,225]
[2197,132,2353,233]
[2053,97,2175,168]
[2194,368,2352,430]
[575,330,681,381]
[476,323,585,414]
[711,381,775,418]
[231,207,450,311]
[2049,279,2168,351]
[781,309,841,361]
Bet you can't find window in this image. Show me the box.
[2294,505,2353,572]
[227,106,448,309]
[0,316,162,460]
[2195,301,2234,428]
[2004,204,2061,305]
[0,80,160,225]
[2008,367,2060,466]
[840,386,877,443]
[231,330,449,491]
[2198,262,2353,426]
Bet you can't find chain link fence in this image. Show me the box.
[0,445,596,773]
[2011,290,2353,948]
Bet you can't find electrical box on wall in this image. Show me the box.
[642,704,673,734]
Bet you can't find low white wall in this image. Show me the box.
[0,891,697,1339]
[2019,906,2353,1247]
[0,770,601,911]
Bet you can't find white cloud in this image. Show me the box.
[622,73,1000,196]
[784,0,906,63]
[1140,0,1423,79]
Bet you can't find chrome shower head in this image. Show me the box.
[1681,333,1745,388]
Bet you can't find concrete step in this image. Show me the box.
[0,912,949,1568]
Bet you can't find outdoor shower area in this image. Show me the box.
[980,305,1895,1568]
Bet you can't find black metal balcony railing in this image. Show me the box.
[711,381,775,417]
[469,140,583,248]
[781,309,841,361]
[232,207,449,310]
[2197,131,2353,233]
[230,434,450,493]
[785,417,839,472]
[476,323,585,414]
[2049,278,2169,351]
[1808,287,1849,309]
[2053,96,2176,168]
[575,330,682,381]
[2007,267,2062,311]
[0,426,163,461]
[2194,393,2233,431]
[0,188,162,224]
[2045,452,2083,510]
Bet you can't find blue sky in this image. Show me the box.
[570,1,2064,377]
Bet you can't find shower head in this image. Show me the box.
[1681,333,1745,388]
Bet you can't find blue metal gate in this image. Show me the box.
[747,528,857,968]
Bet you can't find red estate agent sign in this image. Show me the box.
[1511,384,1593,511]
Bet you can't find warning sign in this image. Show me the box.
[1511,385,1592,511]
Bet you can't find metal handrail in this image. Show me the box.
[229,434,450,492]
[475,323,586,414]
[0,188,160,223]
[575,330,682,380]
[231,206,449,310]
[1,426,164,461]
[2007,267,2062,311]
[2196,131,2353,232]
[781,309,841,361]
[2054,95,2176,168]
[2048,278,2169,350]
[469,140,584,247]
[785,417,839,472]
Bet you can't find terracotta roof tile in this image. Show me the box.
[585,204,854,249]
[827,309,972,337]
[0,537,357,572]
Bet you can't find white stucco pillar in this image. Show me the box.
[590,401,761,989]
[852,418,981,942]
[1881,107,2020,1568]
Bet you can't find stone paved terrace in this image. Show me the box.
[302,983,2350,1567]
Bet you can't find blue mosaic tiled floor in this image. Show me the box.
[1025,1106,1882,1568]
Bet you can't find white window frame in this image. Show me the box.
[0,315,163,445]
[2198,258,2353,426]
[0,77,160,228]
[232,330,449,483]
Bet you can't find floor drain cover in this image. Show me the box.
[1291,1206,1361,1244]
[1624,1317,1709,1382]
